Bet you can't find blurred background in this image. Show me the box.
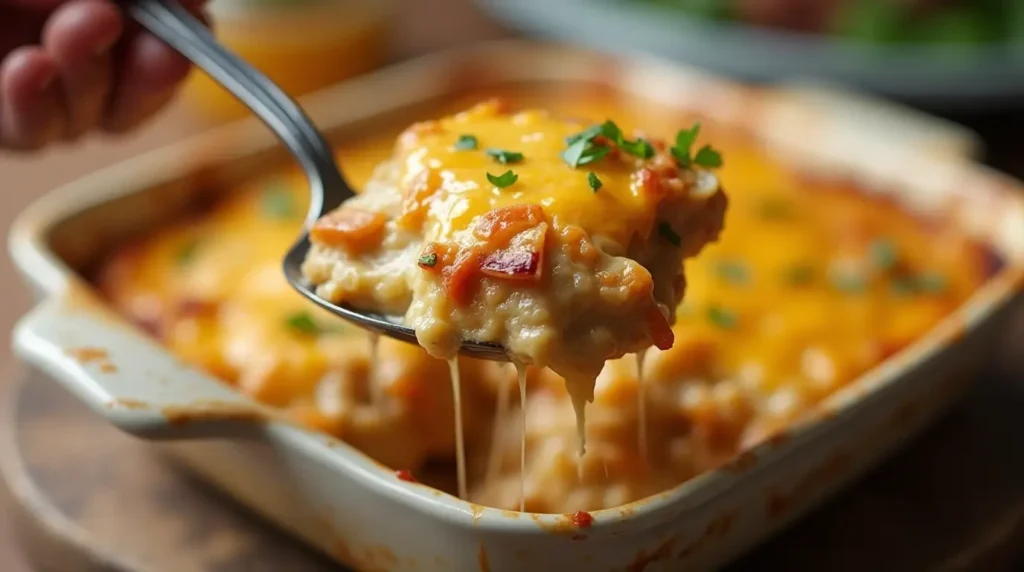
[0,0,1021,569]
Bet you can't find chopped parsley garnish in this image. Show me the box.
[868,239,899,271]
[784,264,815,285]
[485,148,524,164]
[285,312,321,335]
[587,172,603,192]
[487,170,518,188]
[418,253,438,268]
[658,222,681,247]
[670,123,723,169]
[671,124,700,167]
[260,185,296,219]
[563,139,611,168]
[693,145,723,168]
[619,137,655,159]
[889,277,918,297]
[715,260,751,286]
[915,272,948,293]
[565,124,604,146]
[597,121,654,159]
[453,134,478,151]
[175,239,200,267]
[285,311,342,336]
[563,120,652,168]
[707,305,739,329]
[890,272,947,296]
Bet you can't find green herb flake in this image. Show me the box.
[915,272,948,294]
[285,312,344,336]
[715,260,751,286]
[671,123,723,169]
[175,239,200,267]
[562,139,611,168]
[285,312,321,336]
[619,138,655,159]
[707,305,739,329]
[485,148,524,164]
[598,120,623,142]
[671,123,701,167]
[487,170,519,189]
[587,172,603,192]
[889,277,918,297]
[602,120,652,159]
[658,222,682,247]
[564,120,650,167]
[453,134,478,151]
[418,253,438,268]
[260,186,297,220]
[565,124,604,146]
[868,238,899,271]
[890,272,948,297]
[784,264,815,285]
[693,144,723,168]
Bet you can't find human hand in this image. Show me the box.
[0,0,208,151]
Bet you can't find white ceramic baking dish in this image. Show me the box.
[9,41,1024,572]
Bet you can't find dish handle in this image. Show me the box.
[12,295,271,441]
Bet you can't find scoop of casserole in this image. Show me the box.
[301,100,728,453]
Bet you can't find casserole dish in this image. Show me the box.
[10,41,1024,571]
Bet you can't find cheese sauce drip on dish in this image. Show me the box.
[302,100,728,481]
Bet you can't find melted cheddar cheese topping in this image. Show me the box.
[97,88,989,514]
[301,102,728,475]
[395,100,667,249]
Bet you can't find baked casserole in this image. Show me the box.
[96,89,989,515]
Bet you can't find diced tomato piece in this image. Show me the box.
[636,167,665,200]
[395,469,418,483]
[480,249,541,281]
[479,224,546,282]
[310,208,387,253]
[442,248,483,305]
[176,298,219,317]
[473,204,546,247]
[647,305,675,351]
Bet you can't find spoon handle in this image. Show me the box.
[124,0,352,226]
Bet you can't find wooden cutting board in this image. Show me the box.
[2,312,1024,572]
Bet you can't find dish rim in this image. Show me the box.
[9,39,1024,534]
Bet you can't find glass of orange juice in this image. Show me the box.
[182,0,395,123]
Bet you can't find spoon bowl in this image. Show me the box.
[127,0,510,361]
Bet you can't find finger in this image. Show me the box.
[42,0,123,141]
[101,32,188,133]
[0,47,65,151]
[103,3,210,133]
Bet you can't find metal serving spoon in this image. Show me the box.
[126,0,508,361]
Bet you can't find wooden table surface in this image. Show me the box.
[0,1,1022,570]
